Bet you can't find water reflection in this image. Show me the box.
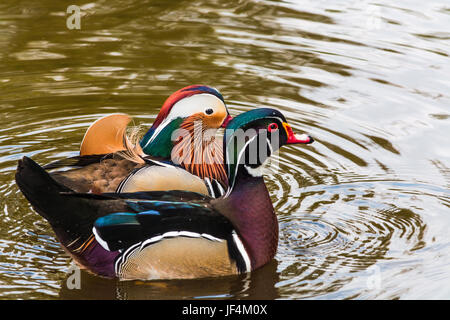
[58,260,280,300]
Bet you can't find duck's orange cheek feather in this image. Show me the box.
[181,112,226,131]
[201,110,229,129]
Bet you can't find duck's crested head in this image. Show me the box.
[141,85,232,156]
[152,85,230,130]
[223,108,313,187]
[224,107,313,150]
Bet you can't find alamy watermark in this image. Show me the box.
[66,5,81,30]
[66,263,81,290]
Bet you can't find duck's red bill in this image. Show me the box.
[221,114,233,128]
[282,122,314,144]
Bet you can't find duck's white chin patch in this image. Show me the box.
[244,165,264,177]
[244,156,277,177]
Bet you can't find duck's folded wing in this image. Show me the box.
[45,155,143,193]
[66,190,212,202]
[43,154,113,170]
[92,199,252,276]
[92,200,234,252]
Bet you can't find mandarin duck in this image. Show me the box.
[15,108,313,279]
[47,85,233,197]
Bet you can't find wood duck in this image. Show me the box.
[46,85,233,197]
[15,108,313,280]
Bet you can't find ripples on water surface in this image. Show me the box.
[0,0,449,299]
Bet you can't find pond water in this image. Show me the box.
[0,0,449,299]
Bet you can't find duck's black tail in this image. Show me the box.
[15,156,72,221]
[15,156,117,246]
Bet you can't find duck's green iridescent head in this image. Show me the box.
[140,85,232,158]
[223,108,314,189]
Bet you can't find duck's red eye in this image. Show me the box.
[268,123,278,132]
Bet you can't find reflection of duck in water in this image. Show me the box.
[16,108,313,280]
[59,259,279,300]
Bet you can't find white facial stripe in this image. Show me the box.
[225,116,285,151]
[267,137,273,155]
[169,93,225,119]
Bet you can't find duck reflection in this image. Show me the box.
[58,259,280,300]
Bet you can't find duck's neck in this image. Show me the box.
[212,172,278,270]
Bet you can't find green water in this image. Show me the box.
[0,0,449,299]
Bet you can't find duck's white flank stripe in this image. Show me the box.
[109,230,226,276]
[140,234,163,248]
[145,158,172,168]
[214,180,225,197]
[92,227,110,251]
[203,177,215,198]
[117,231,223,269]
[200,233,223,242]
[116,166,142,192]
[232,231,251,273]
[139,231,223,247]
[115,242,140,275]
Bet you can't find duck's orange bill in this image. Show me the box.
[282,122,314,144]
[221,114,233,128]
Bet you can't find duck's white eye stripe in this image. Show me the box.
[142,93,225,148]
[168,94,223,119]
